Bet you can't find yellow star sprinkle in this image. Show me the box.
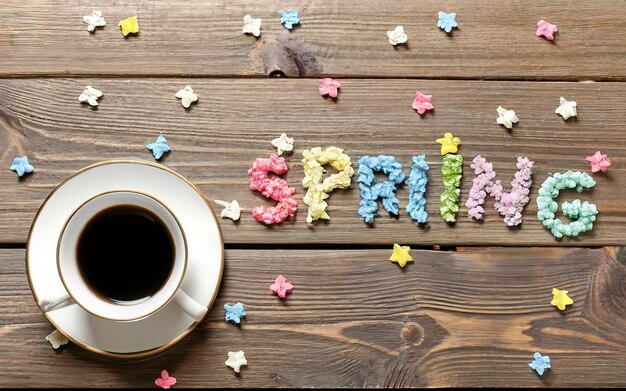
[436,132,461,155]
[118,16,139,36]
[389,243,413,267]
[551,288,573,311]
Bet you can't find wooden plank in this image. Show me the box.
[0,0,625,80]
[1,78,625,246]
[1,247,625,387]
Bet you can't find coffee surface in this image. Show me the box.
[76,204,175,304]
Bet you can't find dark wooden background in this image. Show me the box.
[1,0,625,388]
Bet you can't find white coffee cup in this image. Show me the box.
[41,191,207,322]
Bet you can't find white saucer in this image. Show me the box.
[26,160,224,358]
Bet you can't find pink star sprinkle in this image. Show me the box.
[412,90,434,115]
[536,20,558,40]
[270,274,293,299]
[319,78,341,98]
[586,151,611,173]
[155,370,176,389]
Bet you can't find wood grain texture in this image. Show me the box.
[1,247,625,387]
[1,1,625,80]
[0,78,624,246]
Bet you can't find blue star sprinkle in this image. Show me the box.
[146,134,171,160]
[437,11,458,33]
[529,352,551,376]
[10,156,34,177]
[279,9,300,30]
[224,302,246,324]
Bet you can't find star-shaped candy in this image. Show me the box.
[45,330,69,349]
[270,274,293,299]
[436,132,461,155]
[175,85,198,108]
[10,156,34,177]
[224,302,246,324]
[271,133,294,155]
[536,20,558,41]
[78,85,103,107]
[214,199,243,221]
[389,243,413,268]
[529,352,551,376]
[319,78,341,98]
[555,96,577,120]
[118,16,139,36]
[551,288,573,311]
[279,9,300,30]
[225,350,248,373]
[242,15,261,37]
[412,90,434,115]
[586,151,611,173]
[437,11,458,33]
[146,134,171,160]
[155,370,176,389]
[83,11,106,33]
[496,106,519,129]
[387,26,408,45]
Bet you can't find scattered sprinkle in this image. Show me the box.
[551,288,573,311]
[270,274,293,299]
[224,302,246,324]
[412,90,434,115]
[437,12,458,33]
[78,85,103,107]
[436,132,461,155]
[529,352,551,376]
[387,26,408,46]
[586,151,611,173]
[357,155,405,223]
[45,330,69,349]
[10,156,34,178]
[496,106,519,129]
[155,370,176,389]
[406,155,429,223]
[536,171,597,239]
[279,9,300,30]
[118,16,139,36]
[466,156,534,226]
[175,85,198,109]
[389,243,413,268]
[248,154,298,224]
[555,96,577,120]
[83,11,106,33]
[146,134,171,160]
[214,200,243,221]
[319,78,341,98]
[225,350,248,373]
[242,15,262,37]
[271,133,294,155]
[536,20,558,41]
[302,146,354,223]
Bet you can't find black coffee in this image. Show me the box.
[76,204,175,304]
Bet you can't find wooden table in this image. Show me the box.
[1,1,625,387]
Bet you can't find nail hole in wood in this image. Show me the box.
[269,70,286,78]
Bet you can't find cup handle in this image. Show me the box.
[39,294,75,313]
[173,289,207,322]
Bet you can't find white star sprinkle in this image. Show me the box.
[175,85,198,108]
[83,11,106,33]
[225,350,248,373]
[78,85,103,106]
[214,200,243,221]
[271,133,294,155]
[387,26,408,46]
[496,106,519,129]
[242,15,262,37]
[46,330,69,349]
[555,96,577,120]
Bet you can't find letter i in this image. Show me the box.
[436,133,463,222]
